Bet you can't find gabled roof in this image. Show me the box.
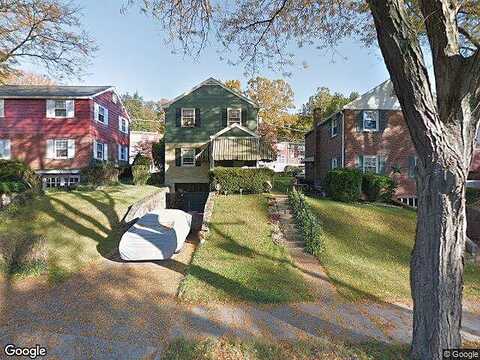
[343,80,401,110]
[0,85,113,98]
[314,79,401,127]
[165,77,259,108]
[210,123,259,139]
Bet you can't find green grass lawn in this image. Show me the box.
[306,196,480,303]
[179,194,314,303]
[0,184,159,281]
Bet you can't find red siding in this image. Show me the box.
[0,90,129,171]
[91,91,130,160]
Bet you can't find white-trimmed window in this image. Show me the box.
[46,99,74,118]
[118,144,128,161]
[94,140,108,160]
[94,103,109,125]
[363,110,379,131]
[44,175,80,188]
[119,116,129,134]
[331,157,338,170]
[363,155,378,173]
[0,99,4,117]
[331,117,338,137]
[0,139,11,159]
[46,139,75,159]
[227,108,242,125]
[181,148,195,166]
[181,108,196,127]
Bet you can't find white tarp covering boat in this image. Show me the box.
[119,209,192,261]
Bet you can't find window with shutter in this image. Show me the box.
[227,108,242,125]
[181,148,195,166]
[119,116,128,133]
[118,145,128,161]
[181,108,196,127]
[96,142,105,160]
[95,103,108,125]
[363,155,378,173]
[0,99,4,117]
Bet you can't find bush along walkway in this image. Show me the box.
[267,193,336,302]
[268,192,480,345]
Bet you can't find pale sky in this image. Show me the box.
[25,0,393,109]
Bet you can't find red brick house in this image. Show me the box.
[0,85,130,188]
[305,80,480,205]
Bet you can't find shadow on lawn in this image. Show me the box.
[6,189,128,283]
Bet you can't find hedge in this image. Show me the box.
[0,159,41,192]
[80,161,119,187]
[362,173,397,202]
[132,165,150,185]
[324,168,363,202]
[132,153,152,166]
[288,188,325,257]
[284,165,303,176]
[0,181,27,194]
[210,167,275,194]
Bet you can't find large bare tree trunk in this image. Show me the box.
[412,144,468,359]
[367,0,480,359]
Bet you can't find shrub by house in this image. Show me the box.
[324,168,362,202]
[210,167,274,194]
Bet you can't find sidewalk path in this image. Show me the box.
[1,202,479,359]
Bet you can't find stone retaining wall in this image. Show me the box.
[199,192,216,243]
[122,187,169,224]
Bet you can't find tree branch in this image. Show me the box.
[458,25,480,48]
[367,0,439,157]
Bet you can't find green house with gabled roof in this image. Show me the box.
[163,77,274,193]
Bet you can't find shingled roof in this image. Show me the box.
[0,85,113,98]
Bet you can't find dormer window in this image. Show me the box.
[227,108,241,125]
[181,108,196,127]
[363,111,379,132]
